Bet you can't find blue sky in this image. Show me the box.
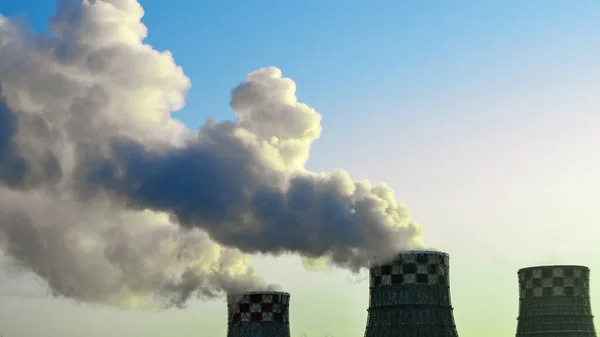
[1,1,600,337]
[5,0,598,129]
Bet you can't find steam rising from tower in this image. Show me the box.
[516,265,597,337]
[227,291,291,337]
[364,250,459,337]
[0,0,425,307]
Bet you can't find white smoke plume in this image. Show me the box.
[0,0,424,309]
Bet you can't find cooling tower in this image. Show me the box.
[364,250,459,337]
[227,291,291,337]
[516,265,597,337]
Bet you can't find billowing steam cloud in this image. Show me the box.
[0,0,424,309]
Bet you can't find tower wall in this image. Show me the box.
[364,250,459,337]
[516,265,597,337]
[227,291,291,337]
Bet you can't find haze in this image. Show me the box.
[0,1,599,337]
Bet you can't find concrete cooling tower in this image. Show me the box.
[227,291,291,337]
[364,250,459,337]
[516,265,597,337]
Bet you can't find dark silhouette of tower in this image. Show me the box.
[227,291,291,337]
[364,250,459,337]
[516,265,597,337]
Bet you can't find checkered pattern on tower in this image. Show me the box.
[364,250,459,337]
[370,250,450,287]
[228,292,290,323]
[519,265,590,298]
[515,265,597,337]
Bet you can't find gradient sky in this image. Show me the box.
[1,1,599,337]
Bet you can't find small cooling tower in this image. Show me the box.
[516,265,597,337]
[364,250,459,337]
[227,291,291,337]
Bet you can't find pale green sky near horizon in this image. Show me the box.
[1,1,600,337]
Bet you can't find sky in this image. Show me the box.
[0,1,599,337]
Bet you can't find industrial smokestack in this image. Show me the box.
[364,250,459,337]
[227,291,291,337]
[516,265,597,337]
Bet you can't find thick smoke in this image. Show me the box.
[0,0,424,308]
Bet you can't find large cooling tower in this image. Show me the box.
[364,250,459,337]
[227,291,291,337]
[516,265,597,337]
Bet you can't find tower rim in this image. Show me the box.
[397,249,449,256]
[518,265,589,273]
[232,291,290,296]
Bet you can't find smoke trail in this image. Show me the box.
[0,0,424,308]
